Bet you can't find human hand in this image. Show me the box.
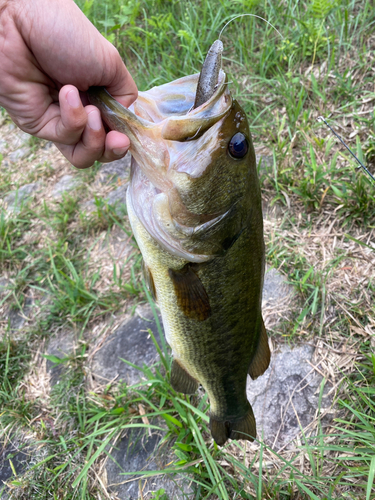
[0,0,138,168]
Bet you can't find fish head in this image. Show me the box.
[88,42,259,262]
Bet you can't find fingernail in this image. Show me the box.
[112,147,128,157]
[66,89,81,108]
[87,110,102,131]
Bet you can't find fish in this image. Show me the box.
[87,40,270,446]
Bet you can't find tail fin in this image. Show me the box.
[210,404,256,446]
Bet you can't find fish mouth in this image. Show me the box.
[87,40,232,194]
[87,40,231,143]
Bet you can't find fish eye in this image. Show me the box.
[228,132,248,159]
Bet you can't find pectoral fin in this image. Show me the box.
[171,359,198,394]
[248,318,270,380]
[142,260,157,301]
[168,264,211,321]
[210,403,256,446]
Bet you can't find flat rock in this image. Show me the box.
[91,306,163,386]
[0,441,32,495]
[247,343,333,451]
[8,147,31,163]
[83,183,128,216]
[262,267,293,329]
[0,277,10,296]
[6,297,33,331]
[52,174,82,198]
[262,267,291,305]
[45,331,76,386]
[42,141,54,151]
[1,129,31,157]
[11,131,31,149]
[4,182,40,211]
[96,155,131,185]
[106,427,194,500]
[94,307,195,498]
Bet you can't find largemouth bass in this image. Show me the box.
[88,40,270,446]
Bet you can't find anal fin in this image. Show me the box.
[171,359,198,395]
[248,318,270,380]
[210,404,256,446]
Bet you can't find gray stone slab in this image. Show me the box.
[42,141,54,151]
[11,131,31,149]
[262,267,292,306]
[6,297,33,331]
[52,174,82,198]
[4,182,40,211]
[247,343,332,450]
[0,277,10,297]
[96,155,131,185]
[106,427,194,500]
[8,147,31,163]
[45,331,76,386]
[0,442,31,494]
[92,306,163,386]
[83,183,128,216]
[262,267,294,329]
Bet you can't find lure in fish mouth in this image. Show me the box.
[88,41,270,446]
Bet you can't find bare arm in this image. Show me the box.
[0,0,138,168]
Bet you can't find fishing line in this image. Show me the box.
[318,116,375,183]
[218,14,284,41]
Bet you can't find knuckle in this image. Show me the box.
[67,112,87,132]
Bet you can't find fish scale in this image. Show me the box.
[88,40,271,446]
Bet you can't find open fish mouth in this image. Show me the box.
[87,40,231,187]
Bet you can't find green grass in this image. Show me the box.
[1,0,375,498]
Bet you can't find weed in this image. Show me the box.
[41,194,80,236]
[79,195,129,234]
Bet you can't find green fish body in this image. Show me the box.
[88,43,270,445]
